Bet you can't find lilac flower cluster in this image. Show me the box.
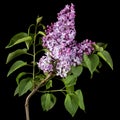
[37,3,95,78]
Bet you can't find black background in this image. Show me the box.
[0,0,119,120]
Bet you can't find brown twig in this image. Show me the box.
[25,72,52,120]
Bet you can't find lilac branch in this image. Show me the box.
[25,72,52,120]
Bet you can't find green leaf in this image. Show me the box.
[5,32,32,48]
[25,39,32,50]
[64,93,79,117]
[34,74,46,84]
[62,75,77,87]
[83,54,99,77]
[75,89,85,111]
[35,48,49,55]
[36,16,43,24]
[62,75,77,93]
[14,77,33,96]
[25,33,34,49]
[46,80,52,90]
[39,23,46,30]
[96,42,108,49]
[41,93,56,111]
[97,50,113,70]
[93,42,108,52]
[6,48,28,64]
[16,72,28,84]
[38,31,45,36]
[7,60,27,77]
[71,65,83,77]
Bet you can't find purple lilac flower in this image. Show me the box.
[37,3,95,77]
[42,3,76,50]
[79,39,95,55]
[37,52,53,73]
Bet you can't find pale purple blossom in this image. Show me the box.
[37,3,95,77]
[79,39,95,55]
[42,3,76,50]
[37,52,53,73]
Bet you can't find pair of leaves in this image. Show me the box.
[64,89,85,117]
[94,43,113,70]
[83,49,113,78]
[14,72,48,96]
[41,89,85,117]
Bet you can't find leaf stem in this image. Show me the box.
[39,88,66,93]
[32,24,37,87]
